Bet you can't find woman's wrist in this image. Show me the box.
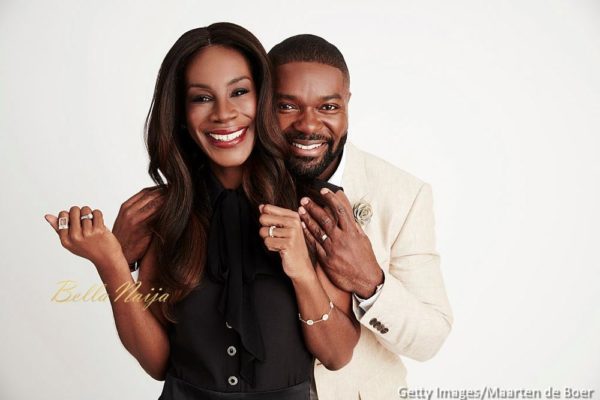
[289,266,319,287]
[93,251,129,279]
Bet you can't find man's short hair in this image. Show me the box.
[268,34,350,85]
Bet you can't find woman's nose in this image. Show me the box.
[211,99,238,123]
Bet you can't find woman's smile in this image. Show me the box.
[205,125,249,148]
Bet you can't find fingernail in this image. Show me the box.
[300,197,309,205]
[259,204,264,212]
[320,188,330,194]
[298,206,306,215]
[301,221,306,228]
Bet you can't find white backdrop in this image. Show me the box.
[1,0,599,399]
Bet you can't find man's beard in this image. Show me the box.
[284,131,348,180]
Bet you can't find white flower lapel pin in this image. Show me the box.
[352,200,373,227]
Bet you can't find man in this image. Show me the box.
[114,34,452,400]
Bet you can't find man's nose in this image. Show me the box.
[211,98,238,123]
[293,108,321,134]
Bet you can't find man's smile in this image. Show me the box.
[289,139,328,158]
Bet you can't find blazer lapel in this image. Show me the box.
[341,141,368,206]
[341,142,379,241]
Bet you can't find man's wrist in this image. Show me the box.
[353,266,384,299]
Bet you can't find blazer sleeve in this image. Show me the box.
[356,182,453,361]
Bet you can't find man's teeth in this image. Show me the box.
[293,142,324,150]
[208,128,244,142]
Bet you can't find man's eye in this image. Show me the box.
[321,104,339,111]
[192,95,212,103]
[232,88,249,97]
[278,103,296,111]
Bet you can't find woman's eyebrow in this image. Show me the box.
[187,76,251,90]
[227,75,251,85]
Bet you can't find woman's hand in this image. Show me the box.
[44,206,124,270]
[258,204,314,280]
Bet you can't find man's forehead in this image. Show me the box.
[275,62,348,96]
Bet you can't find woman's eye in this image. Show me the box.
[232,88,249,97]
[192,95,212,103]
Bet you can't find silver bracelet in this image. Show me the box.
[298,300,334,326]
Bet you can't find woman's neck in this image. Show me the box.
[210,164,243,189]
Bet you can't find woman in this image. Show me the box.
[44,22,360,399]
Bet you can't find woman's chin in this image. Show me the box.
[203,134,255,170]
[215,159,248,169]
[207,149,253,170]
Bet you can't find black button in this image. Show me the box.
[381,328,389,334]
[369,318,378,326]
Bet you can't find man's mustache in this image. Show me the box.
[283,131,332,143]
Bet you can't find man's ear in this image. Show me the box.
[347,91,352,103]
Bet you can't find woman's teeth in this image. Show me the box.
[208,128,245,142]
[293,142,324,150]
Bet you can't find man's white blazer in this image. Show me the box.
[313,142,453,400]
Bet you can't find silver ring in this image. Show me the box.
[321,233,328,242]
[58,217,69,230]
[80,213,94,220]
[268,225,276,238]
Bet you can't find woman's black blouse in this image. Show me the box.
[159,172,312,399]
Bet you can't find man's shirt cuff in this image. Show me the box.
[352,282,384,319]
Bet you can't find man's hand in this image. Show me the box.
[298,188,384,298]
[112,186,164,265]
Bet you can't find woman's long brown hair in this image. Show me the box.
[144,23,297,323]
